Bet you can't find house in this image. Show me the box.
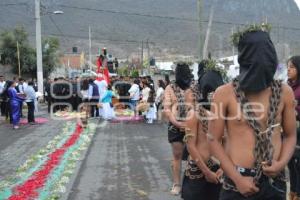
[56,53,85,78]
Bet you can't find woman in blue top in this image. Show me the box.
[7,81,25,129]
[101,85,116,120]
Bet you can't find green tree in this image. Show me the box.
[0,26,36,75]
[0,26,60,78]
[131,70,139,78]
[42,37,61,78]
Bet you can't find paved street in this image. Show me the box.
[66,121,180,200]
[0,106,181,200]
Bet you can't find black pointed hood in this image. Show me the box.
[238,30,278,92]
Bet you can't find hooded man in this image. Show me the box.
[163,62,193,195]
[181,60,224,200]
[208,28,296,200]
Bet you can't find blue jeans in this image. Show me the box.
[130,99,138,111]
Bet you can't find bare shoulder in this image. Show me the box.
[185,88,195,105]
[281,83,295,101]
[164,85,173,95]
[165,85,173,93]
[213,83,234,102]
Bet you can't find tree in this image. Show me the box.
[0,26,60,78]
[0,26,36,76]
[42,37,61,78]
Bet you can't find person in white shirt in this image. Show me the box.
[24,81,36,124]
[94,77,108,117]
[18,78,27,118]
[128,79,140,115]
[155,80,166,120]
[0,75,6,116]
[141,81,151,102]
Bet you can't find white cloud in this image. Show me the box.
[295,0,300,10]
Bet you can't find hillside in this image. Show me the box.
[0,0,300,60]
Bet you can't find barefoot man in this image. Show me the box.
[208,26,297,199]
[182,60,224,200]
[163,62,193,195]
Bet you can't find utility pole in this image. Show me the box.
[232,27,235,58]
[147,39,150,75]
[89,26,92,71]
[35,0,44,95]
[17,41,21,77]
[203,1,215,59]
[141,41,144,69]
[198,0,203,60]
[147,39,150,60]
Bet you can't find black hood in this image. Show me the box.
[197,61,206,81]
[175,63,193,90]
[238,31,278,92]
[199,70,224,103]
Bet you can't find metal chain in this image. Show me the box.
[190,83,208,134]
[170,82,187,119]
[232,78,282,184]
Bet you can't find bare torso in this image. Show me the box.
[224,84,283,168]
[195,120,211,162]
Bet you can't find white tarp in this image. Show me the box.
[156,62,174,71]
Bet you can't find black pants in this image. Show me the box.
[5,101,12,123]
[182,162,221,200]
[27,101,35,123]
[89,99,99,117]
[220,176,286,200]
[20,102,23,117]
[0,99,5,116]
[182,176,221,200]
[288,155,300,195]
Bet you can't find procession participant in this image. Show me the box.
[208,25,296,200]
[287,55,300,200]
[7,80,25,129]
[163,62,192,195]
[181,60,224,200]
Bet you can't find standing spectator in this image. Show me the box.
[114,58,119,73]
[128,79,140,116]
[155,80,165,110]
[155,80,165,121]
[18,78,27,118]
[115,76,131,108]
[164,74,170,86]
[88,78,100,117]
[52,78,59,112]
[145,85,156,124]
[141,81,151,102]
[287,56,300,200]
[45,79,52,113]
[24,81,36,124]
[0,75,6,117]
[7,80,25,129]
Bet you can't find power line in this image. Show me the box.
[59,4,300,32]
[60,5,198,22]
[0,3,28,6]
